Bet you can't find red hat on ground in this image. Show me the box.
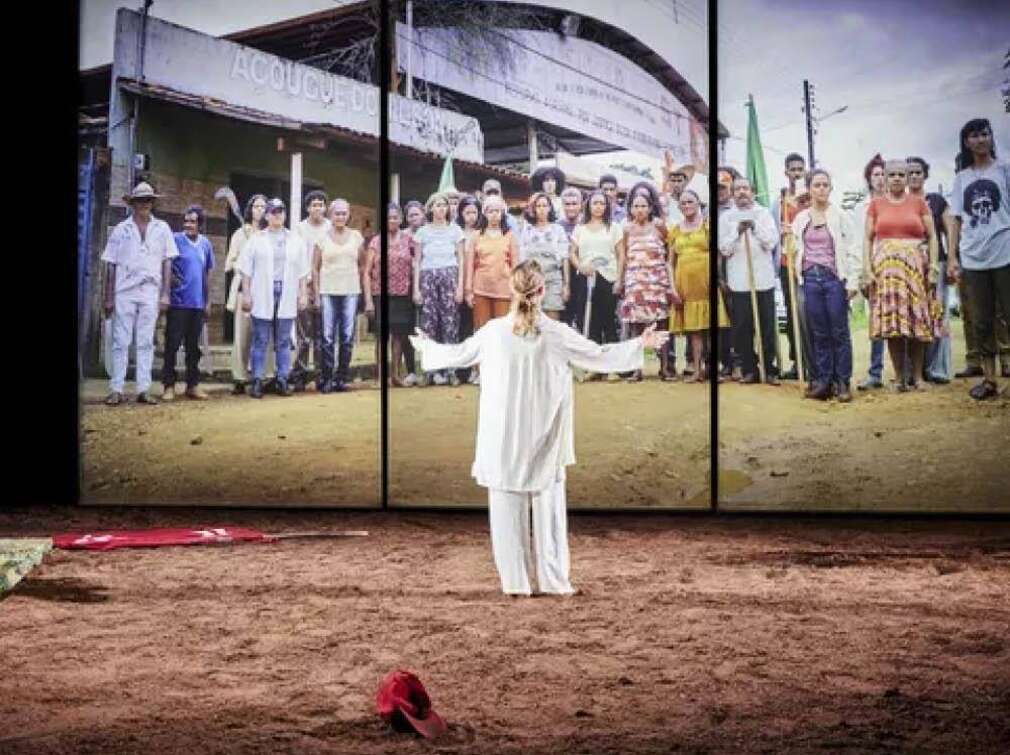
[376,670,447,739]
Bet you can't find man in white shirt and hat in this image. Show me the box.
[102,181,178,405]
[719,176,780,385]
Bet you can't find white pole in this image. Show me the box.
[290,151,303,229]
[406,0,414,99]
[528,120,539,173]
[391,172,401,206]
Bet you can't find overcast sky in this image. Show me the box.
[719,0,1010,197]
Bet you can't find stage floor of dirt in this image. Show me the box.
[3,507,1008,754]
[78,318,1009,512]
[79,375,1008,512]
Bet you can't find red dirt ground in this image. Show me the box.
[2,506,1008,754]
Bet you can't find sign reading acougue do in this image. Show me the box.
[111,9,484,163]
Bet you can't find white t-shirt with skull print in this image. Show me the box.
[951,160,1010,271]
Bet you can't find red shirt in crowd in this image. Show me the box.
[367,231,417,296]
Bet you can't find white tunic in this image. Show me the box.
[412,313,644,492]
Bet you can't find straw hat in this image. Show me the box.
[123,181,161,203]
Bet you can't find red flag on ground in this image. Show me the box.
[52,527,275,551]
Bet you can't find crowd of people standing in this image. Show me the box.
[100,116,1007,405]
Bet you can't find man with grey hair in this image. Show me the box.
[719,177,780,384]
[558,186,586,329]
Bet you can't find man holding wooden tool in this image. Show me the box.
[719,177,780,385]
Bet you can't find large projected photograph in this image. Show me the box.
[716,0,1010,512]
[386,0,715,509]
[78,6,384,506]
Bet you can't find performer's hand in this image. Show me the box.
[947,259,961,283]
[847,289,858,301]
[465,291,475,308]
[928,265,940,287]
[613,281,624,297]
[641,323,670,350]
[409,327,430,354]
[562,286,570,304]
[103,300,114,318]
[242,293,253,313]
[413,291,423,306]
[454,286,464,304]
[737,220,754,235]
[364,298,375,315]
[579,263,595,277]
[159,294,170,313]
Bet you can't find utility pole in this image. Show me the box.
[803,79,815,167]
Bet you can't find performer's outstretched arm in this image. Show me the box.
[410,329,483,371]
[557,324,645,374]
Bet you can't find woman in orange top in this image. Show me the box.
[466,194,519,328]
[464,194,518,383]
[862,159,940,392]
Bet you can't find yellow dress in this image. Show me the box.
[668,221,729,333]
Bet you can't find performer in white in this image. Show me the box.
[410,260,668,596]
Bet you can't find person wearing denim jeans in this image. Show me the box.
[906,157,955,384]
[313,199,365,392]
[803,265,854,398]
[250,281,294,394]
[320,293,359,392]
[792,169,860,401]
[238,198,309,398]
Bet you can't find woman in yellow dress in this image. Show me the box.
[668,190,730,382]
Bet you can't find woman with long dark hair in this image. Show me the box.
[616,186,676,380]
[413,192,465,386]
[570,189,624,374]
[948,117,1010,400]
[519,191,570,320]
[224,193,269,394]
[364,203,418,387]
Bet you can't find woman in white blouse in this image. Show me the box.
[223,194,271,393]
[411,260,668,596]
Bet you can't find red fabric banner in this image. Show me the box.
[52,527,274,551]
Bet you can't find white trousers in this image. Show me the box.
[110,289,159,394]
[487,475,574,596]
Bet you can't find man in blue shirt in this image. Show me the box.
[162,205,215,400]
